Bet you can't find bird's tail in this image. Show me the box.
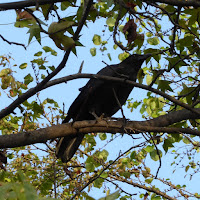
[56,134,84,163]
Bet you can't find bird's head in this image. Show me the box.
[119,53,151,75]
[123,53,151,66]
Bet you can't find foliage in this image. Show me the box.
[0,0,200,199]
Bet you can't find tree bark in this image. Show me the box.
[0,108,199,149]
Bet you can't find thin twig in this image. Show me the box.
[112,88,126,119]
[0,34,26,49]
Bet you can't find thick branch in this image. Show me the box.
[0,108,199,149]
[144,0,200,7]
[0,0,66,11]
[1,0,200,11]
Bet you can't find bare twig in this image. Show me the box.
[78,61,84,73]
[112,88,126,119]
[170,6,181,54]
[108,173,177,200]
[0,34,26,49]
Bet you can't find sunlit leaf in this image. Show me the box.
[19,63,27,69]
[90,47,96,56]
[92,34,102,45]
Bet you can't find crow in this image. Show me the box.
[56,54,151,163]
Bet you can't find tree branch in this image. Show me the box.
[0,108,200,149]
[0,0,66,11]
[0,34,26,49]
[1,0,200,11]
[108,173,177,200]
[44,73,200,115]
[144,0,200,7]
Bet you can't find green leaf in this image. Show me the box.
[183,137,190,144]
[134,34,144,49]
[146,32,153,37]
[179,86,196,105]
[31,58,46,66]
[118,52,129,61]
[145,178,153,184]
[0,68,12,77]
[48,21,75,50]
[144,145,154,153]
[98,190,120,200]
[122,171,130,178]
[106,17,116,27]
[61,1,71,10]
[99,133,107,140]
[61,36,75,49]
[90,47,96,56]
[48,20,74,34]
[179,36,194,47]
[44,98,59,107]
[185,165,190,172]
[107,53,112,61]
[27,24,41,44]
[144,48,160,62]
[92,34,102,45]
[130,151,137,160]
[118,25,124,32]
[32,102,43,115]
[163,139,174,153]
[34,51,42,56]
[93,178,104,189]
[151,195,161,200]
[157,80,173,92]
[40,4,52,19]
[147,37,160,45]
[14,19,35,28]
[188,10,198,26]
[85,157,95,172]
[24,74,33,85]
[100,172,108,179]
[113,44,118,50]
[107,0,114,7]
[136,0,143,9]
[48,66,55,71]
[121,157,129,163]
[146,74,152,85]
[150,149,162,161]
[165,56,187,74]
[98,150,109,161]
[19,63,27,69]
[42,46,57,56]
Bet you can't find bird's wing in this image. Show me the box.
[63,65,118,122]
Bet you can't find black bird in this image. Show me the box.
[56,54,151,163]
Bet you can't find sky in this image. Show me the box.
[0,1,200,199]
